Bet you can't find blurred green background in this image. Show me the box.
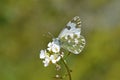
[0,0,120,80]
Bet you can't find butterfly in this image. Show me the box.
[53,16,86,54]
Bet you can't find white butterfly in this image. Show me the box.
[53,16,86,54]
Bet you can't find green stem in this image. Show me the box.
[61,57,72,80]
[64,52,71,60]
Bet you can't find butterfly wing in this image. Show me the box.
[58,16,85,54]
[59,35,85,54]
[58,16,81,39]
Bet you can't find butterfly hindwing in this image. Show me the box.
[59,35,85,54]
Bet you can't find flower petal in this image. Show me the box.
[40,50,46,59]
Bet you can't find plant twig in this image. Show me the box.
[61,56,72,80]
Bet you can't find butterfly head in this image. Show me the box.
[53,38,61,46]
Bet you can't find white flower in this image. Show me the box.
[40,50,46,59]
[47,42,60,53]
[40,50,51,67]
[50,52,64,64]
[43,57,50,67]
[40,49,64,67]
[40,50,49,59]
[50,54,61,64]
[40,40,63,67]
[47,42,52,51]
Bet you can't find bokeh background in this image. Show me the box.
[0,0,120,80]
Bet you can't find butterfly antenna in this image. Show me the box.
[48,32,54,38]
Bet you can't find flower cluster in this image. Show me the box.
[40,39,63,67]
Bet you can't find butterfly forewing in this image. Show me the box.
[70,16,81,28]
[58,16,81,38]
